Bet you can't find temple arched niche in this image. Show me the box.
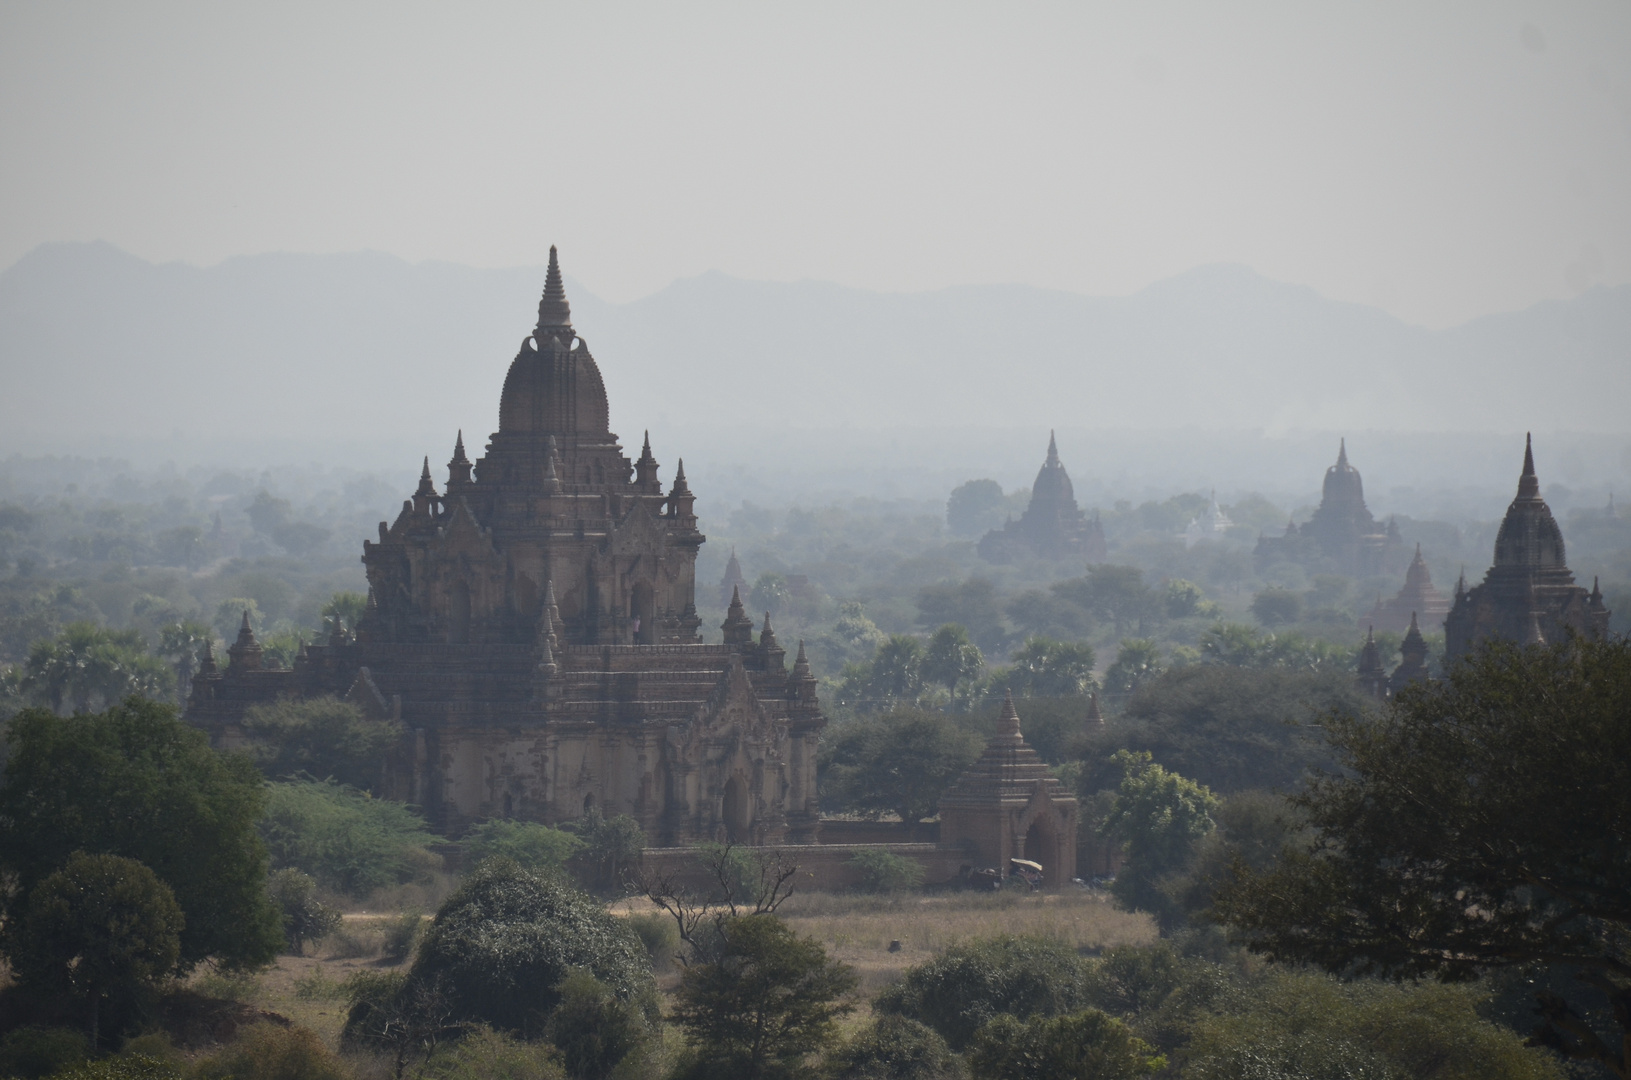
[631,581,656,644]
[722,773,751,843]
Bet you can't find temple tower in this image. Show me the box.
[979,432,1107,563]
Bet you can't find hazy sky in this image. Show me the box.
[2,1,1627,328]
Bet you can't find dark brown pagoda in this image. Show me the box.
[187,247,827,843]
[1444,435,1611,661]
[1255,440,1402,576]
[979,432,1108,564]
[1367,544,1451,634]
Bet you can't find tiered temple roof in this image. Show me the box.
[978,433,1108,564]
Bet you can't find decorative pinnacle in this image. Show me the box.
[792,640,813,680]
[535,245,572,330]
[1518,432,1539,498]
[1336,437,1348,468]
[997,688,1023,740]
[1046,430,1059,465]
[452,430,468,460]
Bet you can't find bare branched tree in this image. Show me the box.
[638,843,798,966]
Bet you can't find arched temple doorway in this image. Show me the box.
[631,582,655,644]
[722,775,750,843]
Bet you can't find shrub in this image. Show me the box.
[966,1009,1165,1080]
[258,777,440,895]
[265,868,342,953]
[401,859,656,1038]
[562,810,646,894]
[544,970,651,1080]
[464,820,584,874]
[382,909,425,963]
[625,912,681,973]
[847,850,926,894]
[47,1056,181,1080]
[416,1026,566,1080]
[825,1015,964,1080]
[0,1025,89,1079]
[873,935,1089,1050]
[240,696,401,791]
[189,1022,351,1080]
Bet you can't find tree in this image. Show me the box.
[155,620,213,704]
[259,777,439,895]
[922,624,984,698]
[1248,587,1302,628]
[463,820,584,875]
[561,808,645,893]
[265,868,342,954]
[750,573,791,616]
[401,859,656,1038]
[946,479,1008,537]
[826,1015,964,1080]
[19,624,172,714]
[966,1009,1165,1080]
[670,914,856,1080]
[5,853,183,1047]
[993,637,1096,698]
[820,708,981,824]
[1101,751,1218,928]
[1212,636,1631,1077]
[544,970,651,1080]
[0,699,283,970]
[1102,639,1164,695]
[873,935,1091,1050]
[1054,566,1159,635]
[916,578,1006,655]
[837,635,927,711]
[240,696,403,790]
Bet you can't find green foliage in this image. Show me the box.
[0,700,282,971]
[873,935,1090,1050]
[241,696,401,790]
[985,637,1096,699]
[946,479,1008,537]
[921,624,984,696]
[415,1026,566,1080]
[19,623,172,714]
[750,573,791,616]
[1213,636,1631,1075]
[464,820,585,874]
[0,1026,90,1079]
[1249,588,1303,628]
[671,914,857,1080]
[1162,579,1217,620]
[838,635,928,711]
[1102,752,1218,928]
[916,579,1006,656]
[382,909,426,963]
[7,853,183,1042]
[1185,968,1564,1080]
[966,1008,1165,1080]
[625,912,681,972]
[561,809,646,894]
[1074,666,1363,794]
[820,708,982,823]
[1102,639,1164,695]
[404,859,656,1038]
[1198,623,1350,672]
[265,867,342,953]
[544,970,651,1080]
[845,849,926,893]
[190,1022,352,1080]
[825,1015,964,1080]
[259,777,439,896]
[46,1056,181,1080]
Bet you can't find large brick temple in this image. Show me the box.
[187,248,826,843]
[978,433,1107,564]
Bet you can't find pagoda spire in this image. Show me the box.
[447,430,473,487]
[1336,437,1349,469]
[1046,430,1059,466]
[535,245,572,331]
[997,688,1023,741]
[1518,432,1539,499]
[635,429,660,490]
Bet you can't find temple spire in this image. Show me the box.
[997,688,1023,741]
[1336,437,1348,469]
[722,585,754,646]
[1518,432,1539,499]
[1046,430,1059,466]
[447,430,473,487]
[535,245,572,331]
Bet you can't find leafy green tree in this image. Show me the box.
[916,578,1006,655]
[845,848,926,893]
[820,708,981,823]
[415,1025,566,1080]
[1162,579,1216,620]
[1102,751,1217,928]
[212,598,263,640]
[825,1015,964,1080]
[191,1021,352,1080]
[991,637,1096,698]
[671,914,856,1080]
[6,853,182,1046]
[265,868,342,954]
[1055,565,1160,635]
[1249,588,1303,628]
[750,573,791,616]
[240,696,402,790]
[837,635,927,711]
[400,859,656,1039]
[1102,639,1164,695]
[966,1009,1165,1080]
[561,808,645,893]
[1070,666,1362,794]
[259,777,439,895]
[320,591,368,638]
[1198,622,1349,671]
[1213,637,1631,1077]
[922,624,984,699]
[544,970,651,1080]
[874,935,1090,1050]
[946,479,1008,537]
[20,624,172,714]
[0,1025,91,1079]
[464,820,584,874]
[155,620,213,703]
[0,700,282,970]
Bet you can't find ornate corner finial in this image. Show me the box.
[1337,437,1348,468]
[453,430,466,457]
[1046,430,1059,465]
[792,639,813,680]
[1518,432,1540,498]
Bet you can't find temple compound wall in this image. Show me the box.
[187,248,825,844]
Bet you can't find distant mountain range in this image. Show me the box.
[2,242,1627,505]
